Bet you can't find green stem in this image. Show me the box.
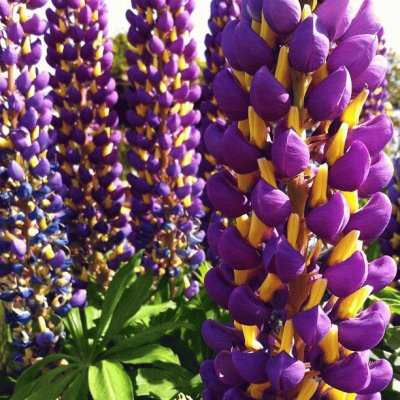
[0,303,10,371]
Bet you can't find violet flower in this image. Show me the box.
[0,0,73,366]
[45,0,134,288]
[125,0,205,279]
[202,0,395,397]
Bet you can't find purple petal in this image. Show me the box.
[323,250,368,297]
[214,350,246,386]
[263,0,301,35]
[341,0,382,39]
[289,15,330,73]
[231,349,269,383]
[357,359,393,395]
[322,353,371,393]
[251,179,292,227]
[346,114,393,157]
[352,55,388,94]
[358,152,394,197]
[200,360,230,395]
[213,68,250,120]
[342,192,392,242]
[266,352,305,392]
[272,125,310,178]
[306,66,352,121]
[219,226,262,269]
[204,267,236,309]
[250,66,292,122]
[221,20,242,71]
[307,193,350,244]
[338,311,386,351]
[204,122,226,165]
[201,320,244,353]
[233,20,275,75]
[328,34,378,78]
[228,285,271,326]
[365,256,397,294]
[293,306,331,345]
[328,140,370,191]
[222,123,263,174]
[316,0,362,41]
[206,170,251,218]
[274,236,305,283]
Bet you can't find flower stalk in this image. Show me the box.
[201,0,396,397]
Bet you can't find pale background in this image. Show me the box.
[107,0,400,57]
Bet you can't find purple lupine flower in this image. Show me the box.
[45,0,134,288]
[201,0,395,397]
[125,0,205,280]
[199,1,242,263]
[0,1,73,366]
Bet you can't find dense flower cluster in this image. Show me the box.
[45,0,134,288]
[0,0,73,365]
[381,157,399,264]
[363,28,389,116]
[125,0,205,280]
[200,0,242,262]
[201,0,397,398]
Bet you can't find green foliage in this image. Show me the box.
[372,286,400,315]
[12,252,202,400]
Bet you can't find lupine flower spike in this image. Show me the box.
[0,0,73,366]
[125,0,205,284]
[201,0,396,398]
[45,0,134,289]
[199,0,242,263]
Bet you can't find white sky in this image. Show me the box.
[108,0,400,57]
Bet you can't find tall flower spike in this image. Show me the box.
[0,1,73,366]
[45,0,134,288]
[125,0,205,281]
[201,0,395,398]
[199,0,242,262]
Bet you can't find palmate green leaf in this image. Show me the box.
[104,322,193,359]
[60,372,89,400]
[102,271,153,345]
[108,344,179,364]
[12,353,77,399]
[88,360,134,400]
[372,286,400,314]
[135,363,193,400]
[12,364,79,400]
[126,301,177,325]
[94,251,143,343]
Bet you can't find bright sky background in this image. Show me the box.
[108,0,400,57]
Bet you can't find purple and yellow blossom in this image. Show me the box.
[201,0,396,397]
[45,0,134,287]
[0,0,73,365]
[125,0,205,278]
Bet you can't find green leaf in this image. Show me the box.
[135,363,193,400]
[25,369,79,400]
[12,354,76,399]
[108,344,179,364]
[126,301,176,325]
[60,370,89,400]
[192,262,212,284]
[372,286,400,314]
[88,360,134,400]
[12,364,78,400]
[104,322,193,358]
[94,252,143,343]
[102,271,153,345]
